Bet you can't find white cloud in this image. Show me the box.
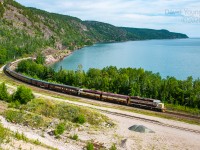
[15,0,200,37]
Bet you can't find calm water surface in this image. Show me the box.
[52,38,200,80]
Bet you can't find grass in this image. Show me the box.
[22,98,112,127]
[0,123,10,145]
[165,103,200,116]
[3,108,51,128]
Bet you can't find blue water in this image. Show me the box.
[52,38,200,80]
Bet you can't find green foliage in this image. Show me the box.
[0,2,5,18]
[70,134,78,140]
[54,122,65,136]
[110,144,117,150]
[0,123,9,145]
[166,103,200,115]
[12,85,34,104]
[4,109,50,128]
[14,132,28,142]
[0,82,9,101]
[74,114,86,124]
[35,53,45,65]
[0,48,7,64]
[8,101,21,109]
[86,142,94,150]
[23,99,111,126]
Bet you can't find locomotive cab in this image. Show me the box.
[78,89,83,95]
[153,100,165,112]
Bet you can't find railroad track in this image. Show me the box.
[3,65,200,134]
[98,109,200,134]
[4,67,200,122]
[4,69,200,122]
[165,111,200,120]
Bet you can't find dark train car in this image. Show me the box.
[5,66,32,84]
[49,83,79,95]
[31,79,49,89]
[80,89,102,99]
[101,92,129,105]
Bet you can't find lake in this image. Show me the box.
[52,38,200,80]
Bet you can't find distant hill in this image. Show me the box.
[121,27,188,40]
[0,0,188,64]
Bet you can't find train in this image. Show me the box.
[4,62,165,112]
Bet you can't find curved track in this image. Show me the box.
[3,62,200,134]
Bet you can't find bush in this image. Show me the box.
[54,122,65,136]
[74,114,86,124]
[12,85,34,104]
[70,134,78,140]
[86,142,94,150]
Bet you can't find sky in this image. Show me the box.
[15,0,200,37]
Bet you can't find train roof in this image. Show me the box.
[49,82,80,90]
[102,91,129,99]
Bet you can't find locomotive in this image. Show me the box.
[4,62,165,112]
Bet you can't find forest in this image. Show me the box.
[16,58,200,110]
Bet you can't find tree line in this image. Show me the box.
[16,58,200,110]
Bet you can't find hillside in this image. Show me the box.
[0,0,188,64]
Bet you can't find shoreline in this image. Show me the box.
[44,37,190,66]
[44,49,73,65]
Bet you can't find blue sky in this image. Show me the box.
[15,0,200,37]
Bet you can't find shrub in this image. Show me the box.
[86,142,94,150]
[74,114,86,124]
[109,143,117,150]
[70,134,78,140]
[12,85,34,104]
[54,122,65,136]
